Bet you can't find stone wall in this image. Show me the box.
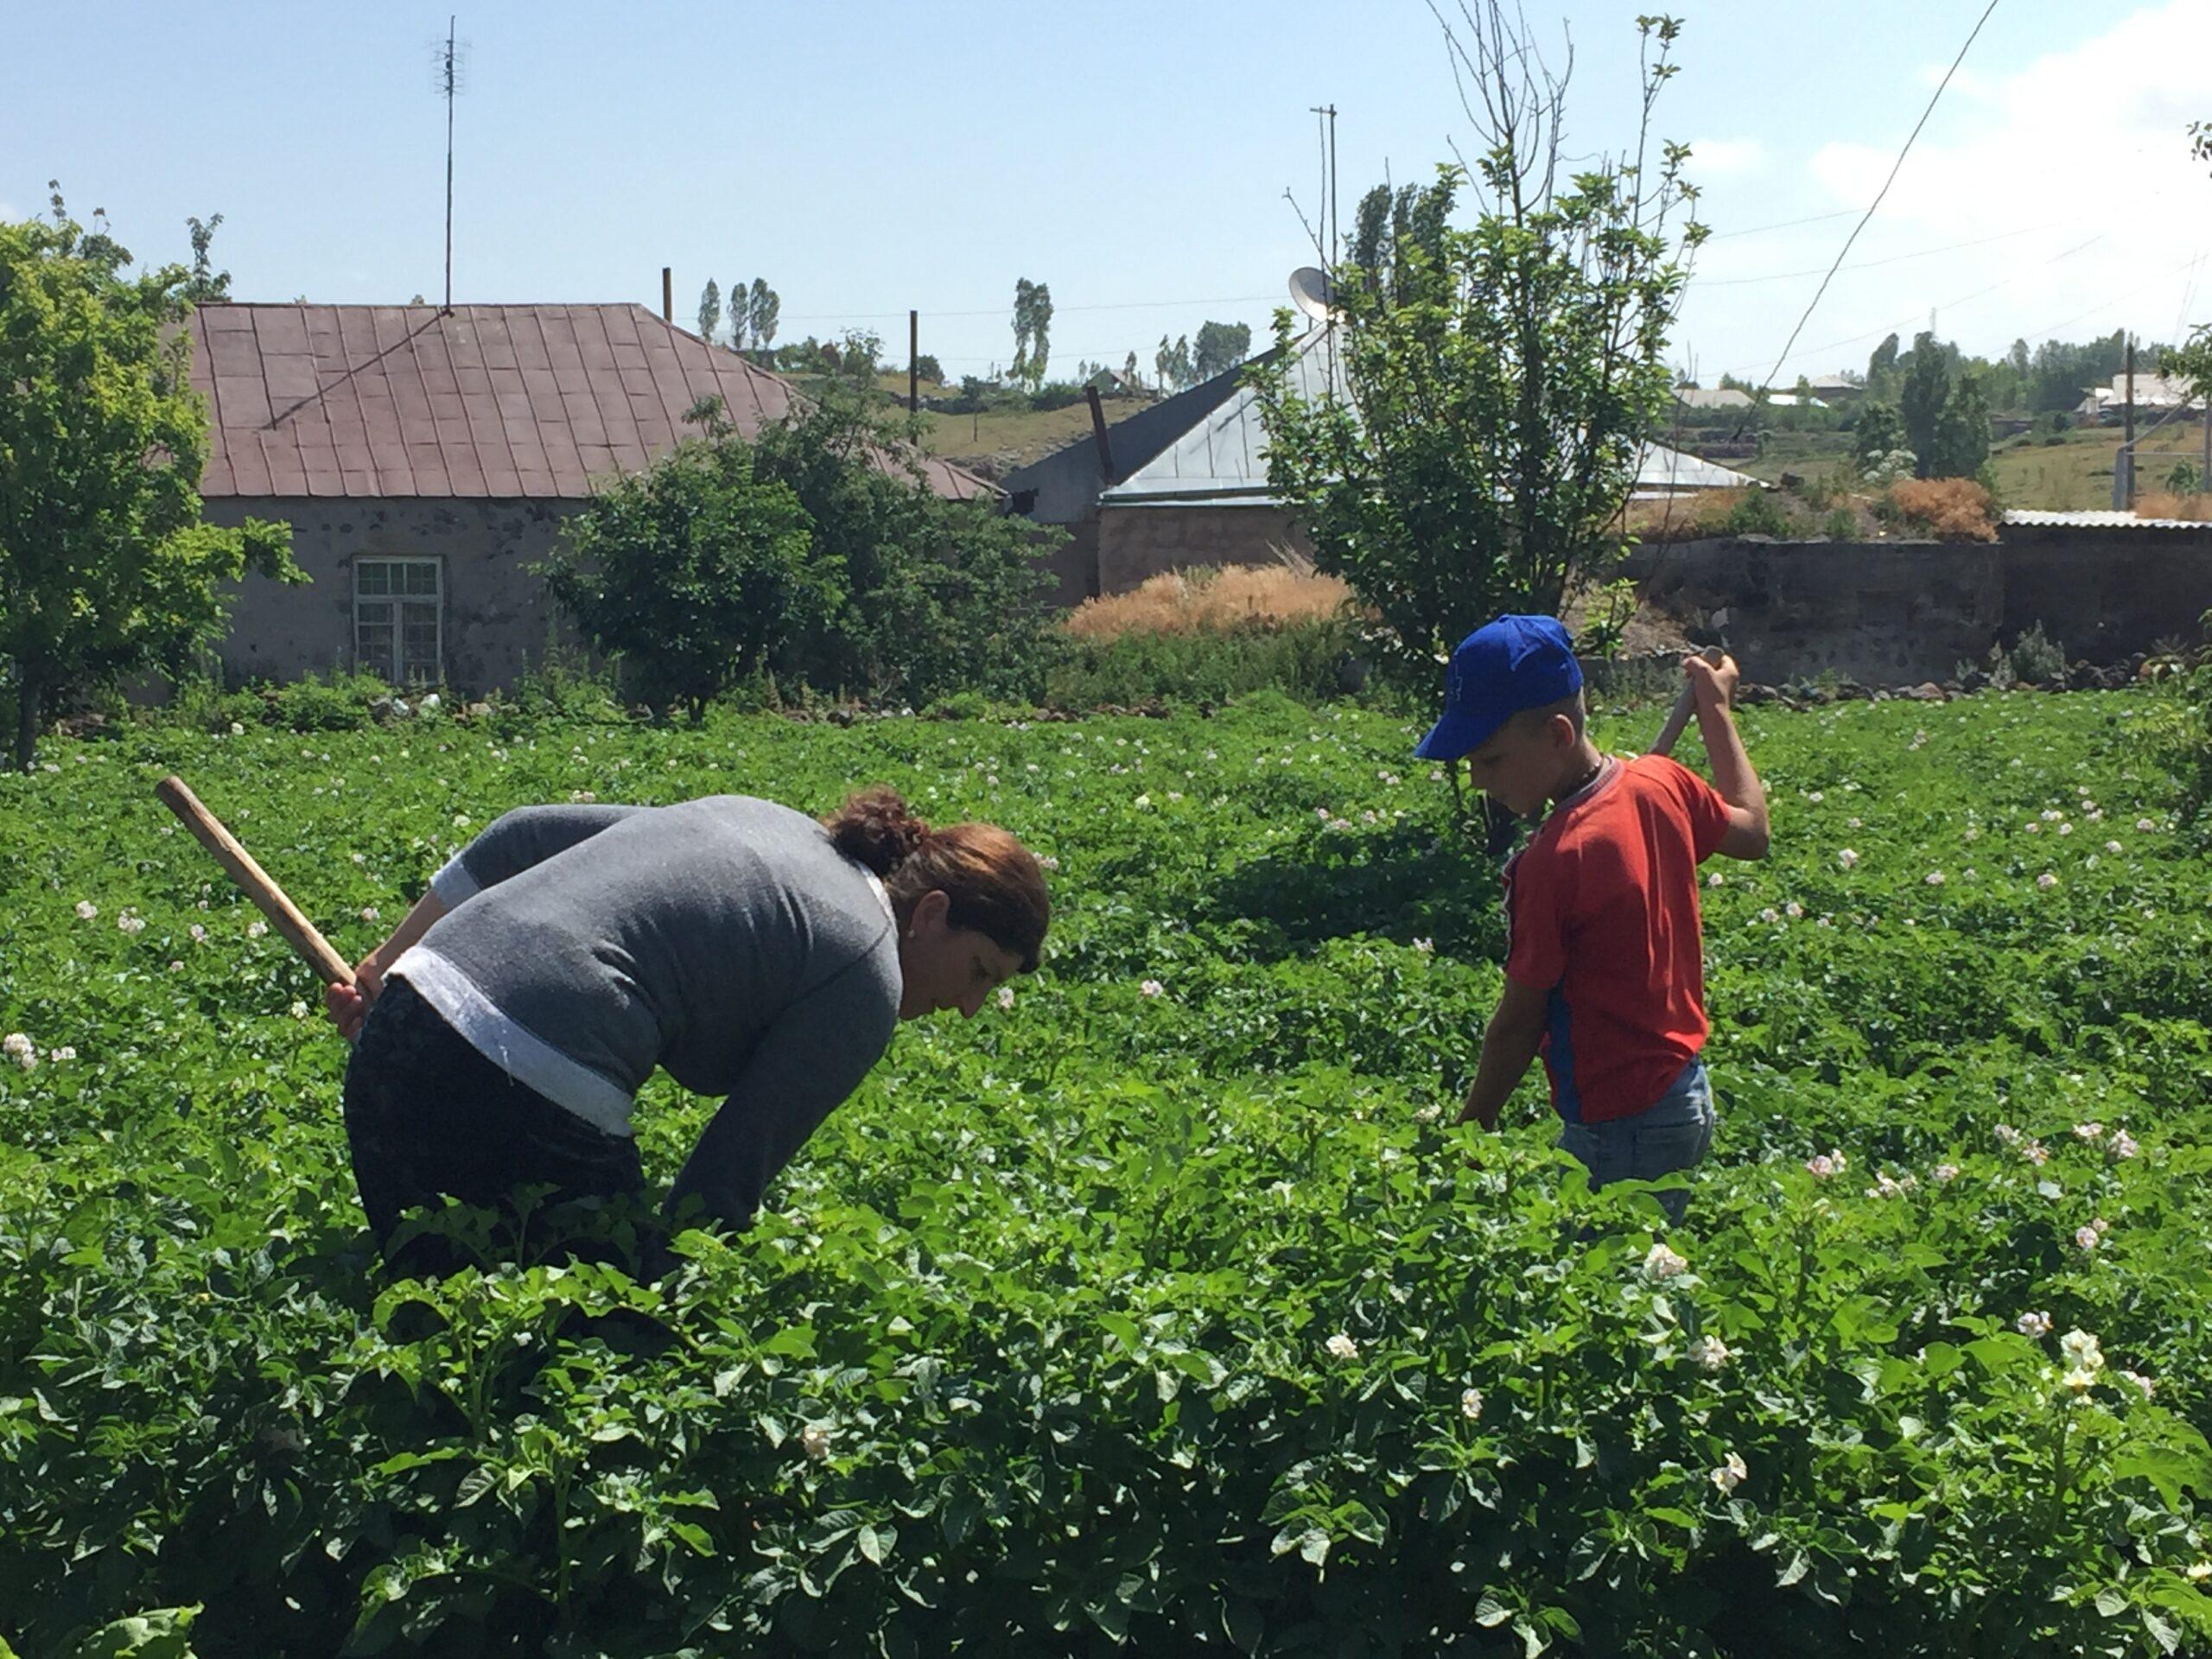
[1096,505,1317,594]
[203,497,582,693]
[1627,526,2212,684]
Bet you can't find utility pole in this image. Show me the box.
[2116,333,2137,512]
[2124,334,2135,452]
[909,309,919,414]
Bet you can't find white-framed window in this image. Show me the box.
[354,557,443,683]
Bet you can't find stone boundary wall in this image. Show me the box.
[1624,526,2212,687]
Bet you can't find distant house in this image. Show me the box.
[1804,374,1865,404]
[190,302,996,690]
[1009,327,1758,595]
[2075,372,2204,423]
[1672,386,1755,412]
[1763,392,1829,410]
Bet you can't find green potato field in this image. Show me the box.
[2,689,2209,1657]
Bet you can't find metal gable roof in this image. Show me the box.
[1099,326,1756,506]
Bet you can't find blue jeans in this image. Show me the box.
[1554,1060,1714,1224]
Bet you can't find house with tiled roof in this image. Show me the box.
[193,302,995,689]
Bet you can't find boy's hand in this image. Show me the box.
[1457,1088,1498,1131]
[1684,652,1739,709]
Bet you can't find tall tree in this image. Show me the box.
[1899,332,1951,476]
[1,195,298,769]
[1009,279,1053,391]
[1929,370,1991,480]
[696,277,721,345]
[1010,279,1036,386]
[1867,333,1901,391]
[1252,10,1700,686]
[179,213,230,304]
[1192,320,1253,380]
[1154,334,1194,392]
[747,280,779,353]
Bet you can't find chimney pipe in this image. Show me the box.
[661,266,673,324]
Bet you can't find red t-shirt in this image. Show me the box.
[1503,753,1734,1124]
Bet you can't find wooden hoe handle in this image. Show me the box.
[155,774,355,988]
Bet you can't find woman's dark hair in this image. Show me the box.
[823,787,1052,972]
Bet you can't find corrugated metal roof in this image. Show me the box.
[188,302,995,503]
[1673,386,1754,409]
[2004,509,2212,530]
[1001,357,1262,523]
[1100,325,1757,505]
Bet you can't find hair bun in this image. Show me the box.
[823,786,931,877]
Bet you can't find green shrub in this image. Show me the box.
[1045,617,1365,708]
[1724,488,1799,538]
[1821,505,1858,541]
[2009,620,2068,684]
[169,668,403,733]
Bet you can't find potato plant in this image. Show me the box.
[1,690,2209,1657]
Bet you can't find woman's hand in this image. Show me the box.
[326,956,385,1043]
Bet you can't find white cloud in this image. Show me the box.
[1687,137,1765,178]
[1681,2,2212,379]
[1912,63,1996,102]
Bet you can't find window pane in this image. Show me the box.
[399,600,440,683]
[356,563,391,596]
[356,600,395,678]
[399,561,440,596]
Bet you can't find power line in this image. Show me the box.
[1703,207,1864,241]
[1713,244,2196,381]
[772,292,1287,326]
[1694,198,2162,289]
[1707,230,2107,379]
[1746,0,2002,397]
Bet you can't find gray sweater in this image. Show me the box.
[391,797,902,1224]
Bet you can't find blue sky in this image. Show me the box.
[6,1,2205,386]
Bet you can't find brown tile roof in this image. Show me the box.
[188,302,996,504]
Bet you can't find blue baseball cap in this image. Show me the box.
[1413,614,1584,760]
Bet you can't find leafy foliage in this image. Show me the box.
[0,195,297,770]
[540,434,830,717]
[3,692,2211,1656]
[1192,321,1253,380]
[740,389,1059,707]
[1251,13,1704,693]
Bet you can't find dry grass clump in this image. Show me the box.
[1063,565,1356,640]
[1885,478,1998,543]
[2132,492,2212,522]
[1624,491,1738,541]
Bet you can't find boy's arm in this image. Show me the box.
[1459,974,1552,1130]
[1686,655,1769,860]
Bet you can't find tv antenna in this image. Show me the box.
[429,17,470,313]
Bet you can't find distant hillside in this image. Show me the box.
[1734,425,2210,512]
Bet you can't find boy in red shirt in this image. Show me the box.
[1415,615,1769,1220]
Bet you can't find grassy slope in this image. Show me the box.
[1727,424,2211,512]
[858,372,1163,474]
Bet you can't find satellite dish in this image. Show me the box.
[1288,266,1338,321]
